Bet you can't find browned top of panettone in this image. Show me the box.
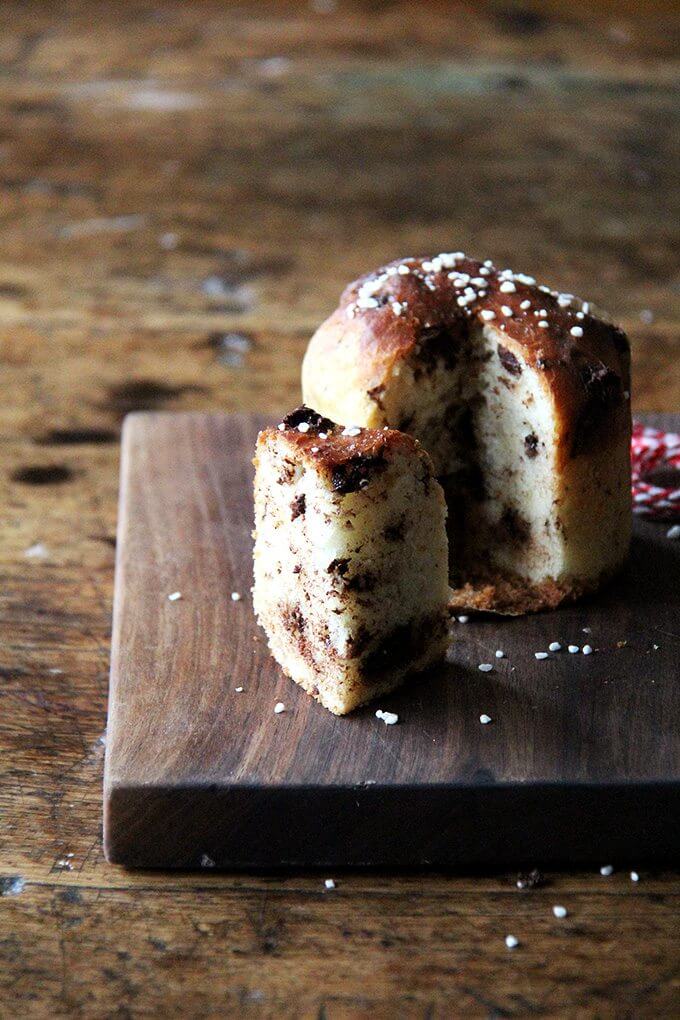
[258,405,434,494]
[309,253,631,461]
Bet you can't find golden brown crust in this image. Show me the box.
[257,405,435,494]
[305,253,631,469]
[448,563,623,616]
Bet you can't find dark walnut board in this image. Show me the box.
[104,412,680,869]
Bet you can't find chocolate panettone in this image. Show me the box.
[302,253,632,613]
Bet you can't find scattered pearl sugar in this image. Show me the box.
[582,645,593,655]
[324,878,336,890]
[667,525,680,540]
[478,663,493,672]
[376,709,399,725]
[549,642,562,652]
[499,281,516,293]
[231,591,242,601]
[167,591,182,601]
[520,299,531,309]
[630,871,640,882]
[457,615,469,623]
[297,422,310,433]
[480,714,492,725]
[538,320,549,328]
[495,650,505,658]
[600,865,614,876]
[568,645,580,654]
[24,543,49,558]
[234,686,244,693]
[552,905,568,918]
[480,309,496,321]
[505,935,519,949]
[534,651,549,660]
[274,702,285,714]
[342,426,362,437]
[570,326,584,337]
[501,305,514,317]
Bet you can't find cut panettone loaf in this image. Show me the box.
[302,253,632,614]
[252,406,450,715]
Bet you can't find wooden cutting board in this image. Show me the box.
[104,412,680,868]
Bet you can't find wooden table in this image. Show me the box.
[1,2,678,1015]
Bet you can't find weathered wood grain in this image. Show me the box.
[1,0,679,1015]
[104,412,680,869]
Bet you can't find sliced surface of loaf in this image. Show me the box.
[302,253,632,613]
[252,406,450,714]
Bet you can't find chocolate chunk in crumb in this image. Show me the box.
[331,454,387,494]
[497,344,522,377]
[283,605,306,636]
[327,557,350,577]
[290,493,306,520]
[367,383,385,410]
[500,505,530,544]
[414,324,463,375]
[524,432,539,457]
[281,405,335,434]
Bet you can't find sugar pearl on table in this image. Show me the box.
[495,650,505,658]
[505,935,519,949]
[376,709,398,725]
[167,591,182,601]
[630,871,640,882]
[457,615,469,623]
[479,714,492,725]
[600,865,614,876]
[274,702,285,714]
[231,591,242,601]
[478,663,493,672]
[582,644,593,655]
[534,651,549,660]
[667,525,680,539]
[568,645,580,653]
[549,642,562,652]
[324,879,336,890]
[552,905,568,918]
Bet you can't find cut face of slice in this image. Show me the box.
[252,408,450,714]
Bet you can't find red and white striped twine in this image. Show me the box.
[631,421,680,519]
